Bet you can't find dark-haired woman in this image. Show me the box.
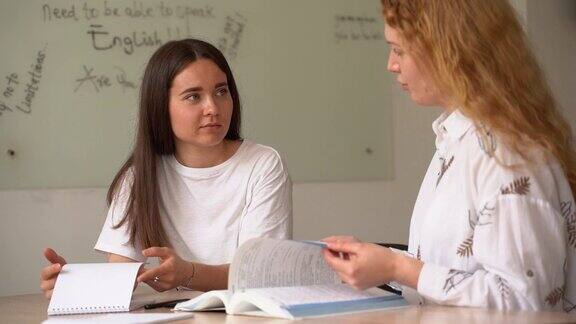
[40,39,292,297]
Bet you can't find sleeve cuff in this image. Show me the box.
[94,242,146,262]
[417,262,451,302]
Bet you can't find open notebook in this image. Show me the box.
[48,263,145,315]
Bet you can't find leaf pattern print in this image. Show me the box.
[545,287,565,307]
[457,210,476,258]
[561,201,572,219]
[476,202,495,226]
[436,156,454,187]
[497,276,510,298]
[467,212,475,229]
[501,177,531,195]
[567,210,576,249]
[443,269,473,294]
[457,236,473,257]
[476,127,497,157]
[564,297,576,313]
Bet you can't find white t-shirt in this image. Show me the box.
[94,140,292,265]
[408,110,575,313]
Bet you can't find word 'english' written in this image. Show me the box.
[87,24,161,55]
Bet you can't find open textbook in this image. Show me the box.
[174,238,407,319]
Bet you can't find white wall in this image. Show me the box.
[527,0,576,130]
[0,77,440,298]
[5,0,575,298]
[0,189,108,296]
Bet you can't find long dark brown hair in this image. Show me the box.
[107,39,242,249]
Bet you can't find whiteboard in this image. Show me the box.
[0,0,393,189]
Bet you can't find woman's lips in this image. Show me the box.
[200,123,221,129]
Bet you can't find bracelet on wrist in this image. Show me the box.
[184,263,196,288]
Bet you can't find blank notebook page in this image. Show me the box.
[48,263,143,315]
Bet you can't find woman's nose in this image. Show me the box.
[388,62,400,73]
[203,97,219,116]
[387,54,400,73]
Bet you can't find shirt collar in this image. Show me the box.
[432,109,474,148]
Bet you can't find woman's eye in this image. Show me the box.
[185,93,200,102]
[216,87,229,96]
[393,48,404,57]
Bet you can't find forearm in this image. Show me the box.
[393,252,423,290]
[182,262,229,291]
[108,253,137,263]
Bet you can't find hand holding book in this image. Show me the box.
[174,238,408,319]
[40,248,68,299]
[322,236,424,290]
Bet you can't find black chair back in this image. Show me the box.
[374,243,408,296]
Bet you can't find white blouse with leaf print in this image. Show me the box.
[407,110,575,313]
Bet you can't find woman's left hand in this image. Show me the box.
[322,239,401,290]
[136,247,194,292]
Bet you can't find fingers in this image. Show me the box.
[322,249,355,285]
[40,277,57,295]
[321,236,358,243]
[323,249,371,289]
[145,279,171,292]
[44,288,54,299]
[325,240,362,254]
[322,249,351,271]
[43,248,66,265]
[40,263,62,280]
[137,266,148,276]
[40,250,66,300]
[142,247,171,258]
[139,265,172,292]
[40,263,62,299]
[137,266,166,283]
[139,247,173,284]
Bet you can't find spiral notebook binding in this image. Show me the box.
[48,305,128,315]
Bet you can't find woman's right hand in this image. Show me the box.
[40,248,67,299]
[321,235,361,244]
